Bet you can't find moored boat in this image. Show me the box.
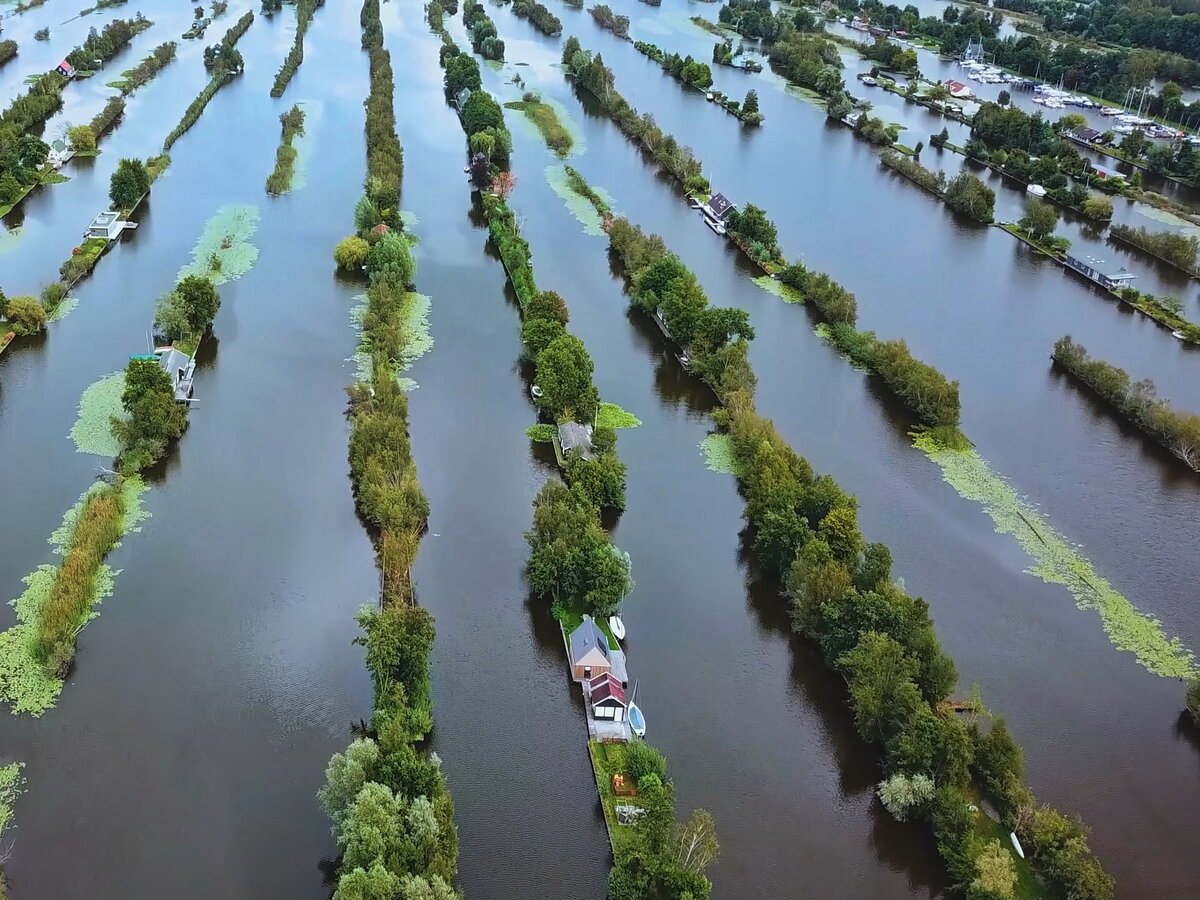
[608,615,625,640]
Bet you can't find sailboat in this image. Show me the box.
[628,680,647,738]
[608,615,626,640]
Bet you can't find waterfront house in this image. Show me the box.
[55,60,77,79]
[703,192,734,223]
[1090,163,1126,183]
[86,211,126,241]
[157,348,196,403]
[588,672,628,722]
[1062,254,1137,291]
[569,615,613,681]
[1066,125,1104,146]
[453,87,472,115]
[556,422,595,461]
[944,80,972,99]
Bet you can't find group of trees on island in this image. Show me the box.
[321,6,462,897]
[464,0,504,60]
[589,4,631,40]
[512,0,561,37]
[583,181,1111,898]
[634,41,714,90]
[165,12,253,150]
[270,0,322,98]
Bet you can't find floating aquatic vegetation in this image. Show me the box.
[0,478,150,715]
[289,100,319,193]
[70,371,126,457]
[178,204,260,285]
[700,433,742,476]
[752,274,803,303]
[399,210,421,229]
[0,225,24,255]
[1134,203,1200,235]
[526,424,557,442]
[348,292,432,391]
[596,402,640,429]
[545,164,614,237]
[784,83,827,110]
[0,762,24,836]
[42,172,70,185]
[914,433,1196,679]
[46,296,79,322]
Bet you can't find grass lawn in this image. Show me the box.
[964,784,1043,899]
[999,223,1066,259]
[588,740,644,857]
[505,100,573,157]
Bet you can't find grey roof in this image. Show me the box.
[568,615,611,666]
[159,348,195,402]
[1070,126,1103,143]
[608,645,628,685]
[558,422,595,461]
[90,211,120,228]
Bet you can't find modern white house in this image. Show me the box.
[156,348,197,403]
[86,211,128,241]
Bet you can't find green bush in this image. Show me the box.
[335,236,370,271]
[4,295,48,335]
[623,739,667,783]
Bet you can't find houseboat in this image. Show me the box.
[1061,254,1137,291]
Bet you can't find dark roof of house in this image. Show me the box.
[569,616,610,665]
[558,422,595,461]
[706,192,734,219]
[1070,126,1103,143]
[589,672,626,706]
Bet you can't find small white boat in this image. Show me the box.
[705,92,714,101]
[704,218,726,236]
[1172,331,1186,340]
[628,702,646,738]
[1027,184,1047,198]
[608,615,625,640]
[1010,832,1026,859]
[530,384,544,399]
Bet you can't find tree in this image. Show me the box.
[526,290,569,325]
[674,808,719,874]
[930,127,950,148]
[333,862,401,900]
[944,173,995,224]
[973,717,1024,821]
[468,131,494,162]
[566,452,627,509]
[839,632,925,743]
[319,738,382,830]
[927,82,950,105]
[1119,128,1147,159]
[826,91,853,121]
[997,89,1010,106]
[109,157,150,210]
[970,839,1018,900]
[1188,676,1200,727]
[68,125,96,153]
[1019,199,1058,239]
[335,236,371,270]
[521,317,566,357]
[624,739,667,782]
[742,89,759,117]
[535,333,598,421]
[367,232,416,287]
[443,53,481,96]
[461,90,504,137]
[1058,113,1087,132]
[491,171,516,198]
[3,295,48,335]
[877,772,935,821]
[175,274,220,333]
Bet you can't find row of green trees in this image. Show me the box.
[1052,336,1200,471]
[65,16,151,70]
[512,0,561,37]
[363,0,403,192]
[319,6,461,898]
[562,39,710,195]
[90,95,125,139]
[463,0,504,60]
[270,0,321,98]
[434,30,512,172]
[588,4,630,39]
[112,41,176,95]
[1108,224,1200,276]
[580,177,1113,899]
[633,41,713,90]
[164,12,252,150]
[265,105,305,195]
[0,63,68,207]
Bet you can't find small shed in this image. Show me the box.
[1090,163,1126,182]
[86,211,125,240]
[568,615,611,681]
[453,87,473,115]
[55,60,77,79]
[557,422,595,461]
[157,347,196,403]
[589,672,627,722]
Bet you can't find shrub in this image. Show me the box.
[624,739,667,783]
[68,125,97,153]
[877,772,934,821]
[335,236,371,271]
[4,295,48,335]
[1187,677,1200,726]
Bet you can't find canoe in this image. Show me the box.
[608,615,625,640]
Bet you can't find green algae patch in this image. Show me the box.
[527,424,557,442]
[289,100,318,193]
[178,204,260,285]
[0,478,151,716]
[545,164,615,237]
[752,274,804,304]
[701,433,743,476]
[0,761,24,837]
[914,433,1197,678]
[506,95,584,158]
[71,371,126,457]
[349,292,431,391]
[597,402,640,429]
[47,296,79,322]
